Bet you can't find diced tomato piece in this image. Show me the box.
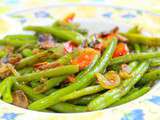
[64,41,78,53]
[63,13,75,23]
[71,48,99,70]
[113,42,129,58]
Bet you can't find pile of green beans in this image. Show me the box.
[24,26,85,45]
[88,61,149,110]
[15,84,87,113]
[28,38,117,110]
[0,18,160,113]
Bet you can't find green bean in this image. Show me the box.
[0,34,37,47]
[16,65,79,83]
[16,45,64,69]
[34,76,67,93]
[134,44,141,53]
[18,67,34,75]
[111,86,150,106]
[88,61,149,110]
[128,61,139,72]
[61,85,104,101]
[0,79,7,97]
[147,47,157,52]
[137,69,160,85]
[127,26,141,34]
[121,44,140,93]
[122,33,160,46]
[2,77,15,103]
[127,87,139,95]
[54,21,88,35]
[24,26,85,45]
[51,102,87,113]
[0,39,36,47]
[56,52,72,65]
[110,52,160,65]
[141,45,149,52]
[17,44,38,53]
[4,34,37,41]
[28,38,117,110]
[126,44,140,73]
[71,94,101,105]
[44,88,57,96]
[30,80,40,88]
[51,49,79,65]
[15,84,87,112]
[150,59,160,67]
[0,50,7,58]
[42,55,98,95]
[22,49,33,57]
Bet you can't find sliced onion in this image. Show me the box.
[96,71,121,89]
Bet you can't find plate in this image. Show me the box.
[0,5,160,120]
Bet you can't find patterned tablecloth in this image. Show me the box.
[0,0,160,15]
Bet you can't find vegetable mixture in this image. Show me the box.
[0,13,160,113]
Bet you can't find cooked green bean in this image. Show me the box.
[71,94,101,105]
[15,84,87,112]
[150,59,160,67]
[127,44,140,73]
[4,34,37,41]
[88,61,149,110]
[141,45,149,52]
[51,102,87,113]
[34,76,67,93]
[3,77,14,103]
[22,49,33,57]
[61,85,104,101]
[128,61,139,72]
[111,86,150,106]
[24,26,85,45]
[127,26,141,34]
[0,79,7,97]
[28,38,117,110]
[0,50,7,58]
[53,21,88,35]
[30,80,40,88]
[1,77,15,103]
[138,69,160,85]
[122,33,160,46]
[51,49,79,65]
[0,34,37,47]
[0,39,36,47]
[134,44,141,53]
[16,65,79,83]
[14,83,45,101]
[18,67,34,75]
[110,52,160,65]
[44,88,57,96]
[126,87,139,95]
[16,45,65,69]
